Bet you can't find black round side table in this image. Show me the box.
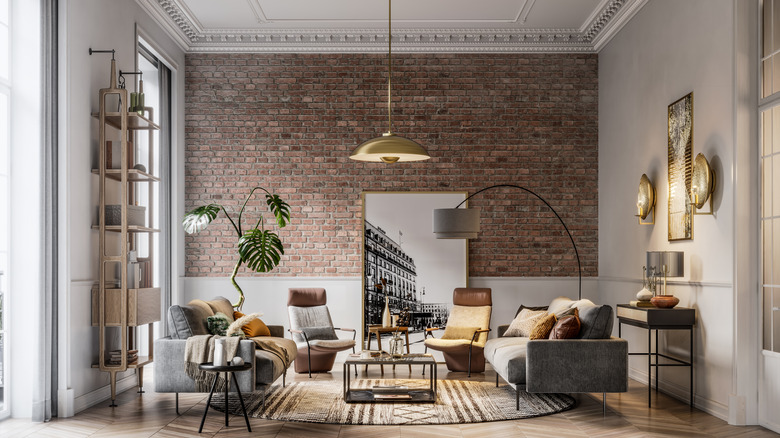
[197,362,253,433]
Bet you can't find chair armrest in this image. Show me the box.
[335,327,357,341]
[525,337,628,394]
[470,328,491,343]
[424,327,440,339]
[288,328,310,344]
[267,325,284,338]
[497,324,510,337]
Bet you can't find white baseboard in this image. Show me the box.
[628,368,728,421]
[760,419,780,434]
[73,373,140,414]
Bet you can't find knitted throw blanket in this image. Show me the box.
[184,335,241,392]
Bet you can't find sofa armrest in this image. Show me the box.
[268,325,284,338]
[154,337,257,393]
[497,324,510,338]
[525,337,627,394]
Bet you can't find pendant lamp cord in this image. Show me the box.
[387,0,393,133]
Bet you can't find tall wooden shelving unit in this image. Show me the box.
[91,56,161,407]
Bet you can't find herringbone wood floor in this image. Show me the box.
[1,364,777,437]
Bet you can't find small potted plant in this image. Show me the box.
[182,187,290,310]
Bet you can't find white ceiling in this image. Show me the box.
[139,0,648,53]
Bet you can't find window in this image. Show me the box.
[0,0,10,418]
[762,0,780,353]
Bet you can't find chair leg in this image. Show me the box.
[495,373,499,387]
[468,344,473,378]
[175,393,179,415]
[516,387,520,410]
[283,371,286,387]
[307,345,312,378]
[603,392,607,416]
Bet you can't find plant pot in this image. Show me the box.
[651,295,679,308]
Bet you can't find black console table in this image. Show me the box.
[616,304,696,407]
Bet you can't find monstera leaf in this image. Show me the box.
[238,229,284,273]
[182,204,222,234]
[265,193,291,228]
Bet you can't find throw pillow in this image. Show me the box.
[529,313,557,340]
[547,297,574,315]
[230,311,270,337]
[300,326,338,341]
[504,309,547,337]
[512,304,549,318]
[549,315,581,339]
[206,297,235,323]
[554,305,579,318]
[206,312,231,336]
[442,326,480,340]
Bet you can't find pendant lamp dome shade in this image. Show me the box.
[349,0,430,164]
[350,132,430,164]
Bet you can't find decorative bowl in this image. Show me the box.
[651,295,679,308]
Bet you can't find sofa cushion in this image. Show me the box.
[504,309,546,337]
[300,326,338,341]
[188,299,215,320]
[168,304,210,339]
[547,296,575,315]
[529,314,557,340]
[549,309,581,339]
[233,311,271,337]
[484,337,530,384]
[206,297,235,323]
[575,302,614,339]
[512,304,549,318]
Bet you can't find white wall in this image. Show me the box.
[599,0,746,421]
[58,0,185,416]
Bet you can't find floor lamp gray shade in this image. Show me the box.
[432,184,582,300]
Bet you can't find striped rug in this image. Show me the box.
[210,379,575,425]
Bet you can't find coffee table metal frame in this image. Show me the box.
[342,354,437,403]
[197,362,253,433]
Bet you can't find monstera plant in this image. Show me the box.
[182,187,291,310]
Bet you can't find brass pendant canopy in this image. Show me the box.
[349,0,430,164]
[691,153,715,209]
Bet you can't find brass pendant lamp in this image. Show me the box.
[349,0,430,164]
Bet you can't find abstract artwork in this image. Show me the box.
[667,92,693,241]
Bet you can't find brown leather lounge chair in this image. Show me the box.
[424,288,492,377]
[287,288,356,377]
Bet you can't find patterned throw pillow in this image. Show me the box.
[206,312,231,336]
[504,309,547,337]
[529,313,557,340]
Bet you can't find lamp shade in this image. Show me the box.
[433,208,481,239]
[349,132,430,164]
[646,251,684,277]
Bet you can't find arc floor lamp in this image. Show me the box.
[433,184,582,300]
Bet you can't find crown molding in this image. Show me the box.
[138,0,646,54]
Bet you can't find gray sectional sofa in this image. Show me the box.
[154,297,296,413]
[485,297,628,410]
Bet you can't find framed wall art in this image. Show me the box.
[361,192,468,357]
[667,92,693,241]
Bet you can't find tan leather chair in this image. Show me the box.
[287,288,356,377]
[423,288,492,377]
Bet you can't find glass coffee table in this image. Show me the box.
[342,352,437,403]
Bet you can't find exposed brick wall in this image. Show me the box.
[185,53,598,278]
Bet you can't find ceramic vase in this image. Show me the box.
[382,296,391,327]
[636,287,653,302]
[651,295,679,308]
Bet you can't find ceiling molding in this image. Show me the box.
[138,0,646,54]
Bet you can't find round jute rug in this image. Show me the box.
[209,378,575,425]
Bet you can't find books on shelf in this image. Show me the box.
[372,385,409,394]
[629,300,655,308]
[107,349,138,365]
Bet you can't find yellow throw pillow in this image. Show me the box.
[233,311,271,337]
[529,314,557,340]
[441,326,480,340]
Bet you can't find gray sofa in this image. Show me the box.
[484,297,628,411]
[154,297,296,413]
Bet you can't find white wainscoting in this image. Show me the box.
[760,351,780,433]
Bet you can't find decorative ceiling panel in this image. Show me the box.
[137,0,647,53]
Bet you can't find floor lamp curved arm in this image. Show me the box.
[434,184,582,300]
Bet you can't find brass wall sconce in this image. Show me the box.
[636,174,656,225]
[691,153,715,215]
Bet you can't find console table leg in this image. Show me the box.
[648,328,652,405]
[655,330,659,393]
[690,327,694,407]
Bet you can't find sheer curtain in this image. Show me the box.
[33,0,58,422]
